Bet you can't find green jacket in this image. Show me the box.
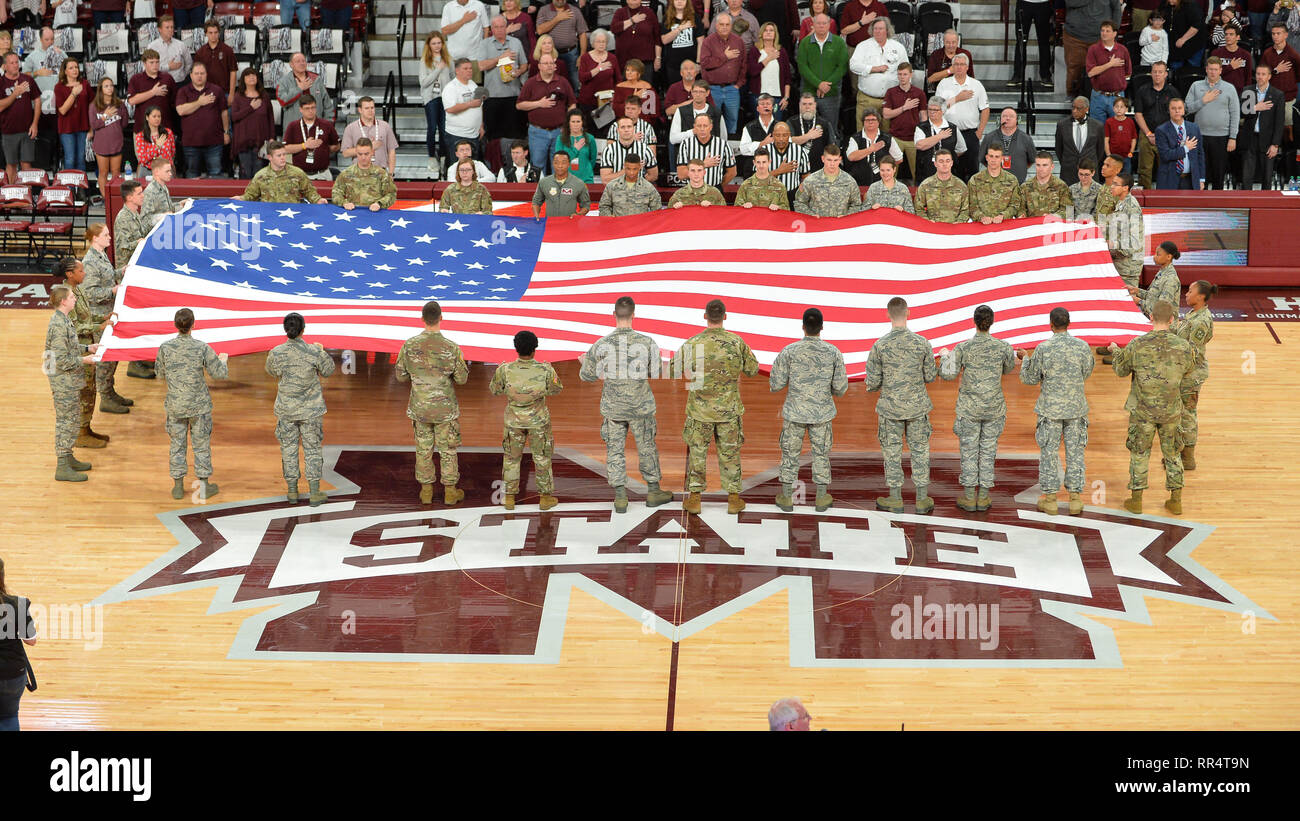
[796,33,848,94]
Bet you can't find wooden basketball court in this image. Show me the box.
[3,306,1296,731]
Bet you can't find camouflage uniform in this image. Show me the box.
[81,247,121,400]
[238,164,323,203]
[914,175,969,223]
[1106,193,1145,289]
[1068,180,1102,219]
[1112,329,1195,490]
[489,358,563,495]
[864,327,937,489]
[46,309,85,457]
[670,327,760,493]
[861,181,915,213]
[1020,176,1072,218]
[330,163,397,209]
[1094,184,1117,227]
[141,179,177,223]
[579,328,663,487]
[598,176,662,216]
[1176,306,1214,450]
[667,184,726,208]
[395,328,469,486]
[939,332,1016,489]
[439,182,493,215]
[733,175,790,210]
[1138,263,1181,322]
[967,169,1025,222]
[793,169,862,217]
[265,339,336,481]
[769,335,848,487]
[156,333,228,479]
[1020,330,1094,493]
[113,206,151,271]
[70,285,99,431]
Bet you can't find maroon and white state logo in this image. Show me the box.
[95,447,1271,667]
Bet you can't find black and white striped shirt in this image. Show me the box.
[600,138,658,176]
[675,135,735,187]
[605,118,656,145]
[765,142,809,195]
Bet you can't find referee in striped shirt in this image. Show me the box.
[600,117,659,182]
[605,96,657,145]
[675,115,736,188]
[765,121,809,200]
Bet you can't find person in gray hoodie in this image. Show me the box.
[1184,56,1240,189]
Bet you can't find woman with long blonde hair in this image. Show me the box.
[420,31,453,173]
[530,34,568,78]
[661,0,704,84]
[748,21,791,117]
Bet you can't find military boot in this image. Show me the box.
[419,483,434,504]
[1037,493,1057,515]
[198,479,219,500]
[683,492,701,514]
[956,487,979,512]
[66,453,91,471]
[814,484,832,512]
[87,427,109,442]
[99,394,130,414]
[127,360,155,379]
[172,477,185,500]
[727,493,745,514]
[1122,489,1143,514]
[976,488,991,511]
[914,485,934,515]
[774,483,794,512]
[444,486,465,505]
[1164,488,1182,516]
[613,486,628,513]
[876,486,903,513]
[76,425,107,448]
[308,480,326,507]
[1067,492,1084,515]
[503,493,516,510]
[109,390,134,406]
[286,481,299,503]
[645,481,673,507]
[1181,446,1196,471]
[55,455,87,482]
[539,494,558,510]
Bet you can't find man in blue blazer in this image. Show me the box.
[1155,98,1206,189]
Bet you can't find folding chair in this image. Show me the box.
[53,170,91,228]
[267,26,304,62]
[54,26,86,60]
[0,185,35,263]
[29,186,78,265]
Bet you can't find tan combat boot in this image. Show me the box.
[683,492,701,514]
[876,487,903,513]
[1067,492,1083,515]
[1037,494,1057,515]
[774,484,794,512]
[419,483,434,504]
[503,493,515,510]
[613,486,628,513]
[645,482,673,507]
[539,494,558,510]
[1181,446,1196,471]
[286,481,299,503]
[1122,489,1143,514]
[976,488,991,511]
[308,480,326,507]
[956,487,979,512]
[1164,488,1182,516]
[76,425,107,448]
[727,493,745,514]
[172,477,185,499]
[444,486,465,505]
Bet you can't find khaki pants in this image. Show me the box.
[856,91,888,134]
[1137,132,1159,189]
[895,138,917,181]
[1063,31,1094,99]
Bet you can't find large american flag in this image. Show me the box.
[99,200,1150,377]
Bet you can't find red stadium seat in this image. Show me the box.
[29,186,78,264]
[0,185,35,263]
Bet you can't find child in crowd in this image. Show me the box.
[1139,11,1169,66]
[1104,97,1138,177]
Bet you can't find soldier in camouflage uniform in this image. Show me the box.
[266,312,336,506]
[793,145,862,217]
[56,259,110,449]
[579,297,674,512]
[1019,307,1095,515]
[769,308,848,512]
[1021,152,1072,218]
[733,152,790,210]
[1106,173,1145,289]
[598,155,663,216]
[238,142,324,204]
[113,181,159,380]
[861,157,914,212]
[1176,279,1216,471]
[395,301,470,506]
[668,158,727,208]
[669,299,760,515]
[439,159,494,214]
[1109,300,1196,515]
[141,157,189,224]
[939,305,1018,512]
[865,297,938,512]
[914,149,969,223]
[45,285,98,481]
[156,308,229,500]
[331,138,398,210]
[1067,158,1102,219]
[489,330,563,510]
[1092,154,1123,229]
[81,224,133,414]
[967,145,1025,224]
[1131,240,1182,322]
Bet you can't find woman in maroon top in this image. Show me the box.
[502,0,537,56]
[133,106,177,169]
[54,58,92,172]
[612,0,662,86]
[611,59,661,121]
[90,77,124,198]
[798,0,838,42]
[577,30,620,111]
[230,68,275,180]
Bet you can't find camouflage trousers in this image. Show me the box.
[1179,387,1201,448]
[167,413,213,478]
[1127,414,1183,490]
[779,420,833,487]
[52,389,79,456]
[414,419,461,485]
[683,417,744,493]
[954,415,1006,489]
[878,415,931,489]
[1111,251,1142,289]
[276,417,324,481]
[601,416,662,487]
[503,424,555,495]
[79,363,96,428]
[1036,415,1088,493]
[95,359,118,396]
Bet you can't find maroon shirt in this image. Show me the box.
[127,71,178,131]
[578,51,620,109]
[699,32,745,87]
[284,117,340,171]
[611,6,661,65]
[665,80,713,114]
[1105,115,1138,157]
[838,0,889,49]
[54,79,93,134]
[0,73,38,135]
[518,73,576,129]
[231,91,275,154]
[1211,46,1253,93]
[1085,41,1132,94]
[883,83,927,140]
[196,42,237,95]
[175,82,228,147]
[926,47,975,84]
[1262,45,1300,102]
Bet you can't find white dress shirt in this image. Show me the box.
[934,75,988,130]
[147,36,194,84]
[848,38,909,98]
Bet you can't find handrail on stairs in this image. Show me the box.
[396,3,409,104]
[1001,0,1010,63]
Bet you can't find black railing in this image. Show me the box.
[383,71,398,129]
[396,4,409,104]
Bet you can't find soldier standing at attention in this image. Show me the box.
[45,284,99,482]
[56,258,111,448]
[1106,172,1144,289]
[1020,151,1072,218]
[266,312,336,506]
[490,331,563,511]
[670,298,760,515]
[1108,300,1196,515]
[1019,307,1094,515]
[598,155,663,216]
[81,223,132,414]
[579,297,674,513]
[331,137,398,211]
[238,141,323,203]
[668,158,727,208]
[793,144,862,217]
[914,148,968,223]
[395,301,469,506]
[938,304,1018,512]
[1176,280,1216,471]
[769,307,848,512]
[155,308,229,500]
[732,151,790,210]
[967,144,1024,225]
[141,157,191,224]
[1131,240,1182,321]
[112,181,158,381]
[865,297,938,513]
[531,150,591,218]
